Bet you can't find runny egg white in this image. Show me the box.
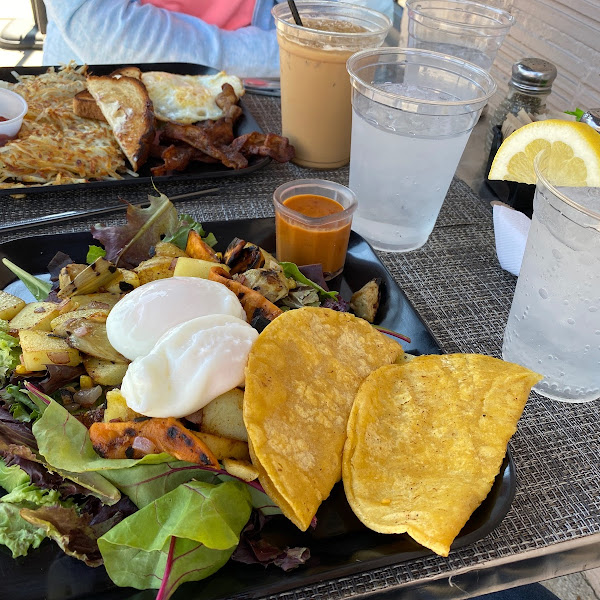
[140,71,245,124]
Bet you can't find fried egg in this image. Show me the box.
[140,71,245,124]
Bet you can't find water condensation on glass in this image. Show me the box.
[502,184,600,402]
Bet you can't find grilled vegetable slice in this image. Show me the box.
[208,266,282,322]
[89,417,220,467]
[57,258,120,298]
[185,230,220,262]
[53,317,128,363]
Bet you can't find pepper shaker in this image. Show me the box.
[486,58,557,152]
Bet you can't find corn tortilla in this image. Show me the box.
[342,354,542,556]
[244,307,403,530]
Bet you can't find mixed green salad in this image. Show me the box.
[0,192,348,598]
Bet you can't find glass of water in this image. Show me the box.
[405,0,514,71]
[502,152,600,403]
[346,48,496,252]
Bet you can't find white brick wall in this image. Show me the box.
[489,0,600,114]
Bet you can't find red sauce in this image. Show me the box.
[0,115,8,122]
[275,194,352,277]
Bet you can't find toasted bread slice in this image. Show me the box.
[73,68,143,121]
[86,75,155,171]
[73,89,105,121]
[110,66,142,80]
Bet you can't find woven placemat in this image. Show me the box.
[0,94,598,600]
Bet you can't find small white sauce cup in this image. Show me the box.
[0,88,28,138]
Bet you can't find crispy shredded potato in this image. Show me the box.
[0,64,126,187]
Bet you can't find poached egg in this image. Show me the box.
[121,314,258,418]
[106,277,246,361]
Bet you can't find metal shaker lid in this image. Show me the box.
[510,58,557,94]
[580,109,600,132]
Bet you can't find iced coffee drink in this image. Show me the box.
[272,2,391,169]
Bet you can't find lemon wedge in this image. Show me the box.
[488,119,600,186]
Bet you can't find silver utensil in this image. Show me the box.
[0,187,220,234]
[242,77,281,97]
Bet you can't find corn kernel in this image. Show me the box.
[80,375,94,389]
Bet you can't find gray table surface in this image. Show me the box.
[0,93,598,600]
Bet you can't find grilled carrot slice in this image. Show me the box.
[89,417,219,467]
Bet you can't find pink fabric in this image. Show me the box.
[139,0,256,30]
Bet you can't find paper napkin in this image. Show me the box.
[492,203,531,276]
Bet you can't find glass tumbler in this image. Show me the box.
[502,152,600,403]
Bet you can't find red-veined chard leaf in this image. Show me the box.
[98,480,252,598]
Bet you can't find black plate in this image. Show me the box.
[0,63,270,195]
[0,219,516,600]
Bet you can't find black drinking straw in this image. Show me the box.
[287,0,304,26]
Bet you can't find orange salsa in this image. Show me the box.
[275,193,352,277]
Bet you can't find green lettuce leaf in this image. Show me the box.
[0,457,29,493]
[0,502,46,557]
[98,480,252,596]
[32,396,174,473]
[1,384,42,423]
[1,482,66,508]
[163,214,217,250]
[218,474,282,516]
[0,320,21,384]
[102,461,220,509]
[86,245,107,264]
[0,458,73,559]
[280,262,338,299]
[1,259,52,301]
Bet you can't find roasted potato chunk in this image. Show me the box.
[350,278,381,323]
[84,357,129,386]
[18,330,81,371]
[222,458,259,482]
[9,302,60,331]
[173,257,230,279]
[133,256,176,285]
[0,291,26,321]
[104,389,142,422]
[199,388,247,442]
[194,431,250,461]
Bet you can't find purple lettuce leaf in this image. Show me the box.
[320,296,351,312]
[0,406,37,449]
[0,450,89,498]
[20,505,103,567]
[231,511,310,571]
[91,192,179,268]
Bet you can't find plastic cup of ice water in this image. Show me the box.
[502,152,600,403]
[405,0,514,72]
[346,48,496,252]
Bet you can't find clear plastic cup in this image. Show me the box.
[273,179,357,279]
[272,1,391,169]
[502,152,600,403]
[347,48,496,252]
[405,0,515,71]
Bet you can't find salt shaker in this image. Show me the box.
[486,58,557,152]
